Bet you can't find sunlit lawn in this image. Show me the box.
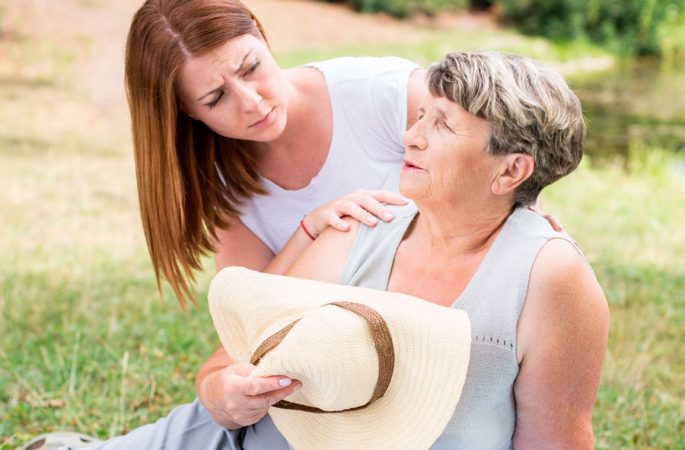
[1,6,684,450]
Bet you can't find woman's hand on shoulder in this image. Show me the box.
[527,197,566,232]
[197,350,301,429]
[301,189,408,239]
[514,238,609,449]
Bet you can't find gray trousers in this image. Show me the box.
[81,398,290,450]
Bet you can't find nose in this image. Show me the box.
[234,81,262,112]
[402,119,428,151]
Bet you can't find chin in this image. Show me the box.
[247,122,281,144]
[259,108,288,142]
[257,127,285,143]
[398,175,422,201]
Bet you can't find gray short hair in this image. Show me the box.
[427,52,585,206]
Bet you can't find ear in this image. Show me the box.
[491,153,534,196]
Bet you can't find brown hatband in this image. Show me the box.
[249,301,395,413]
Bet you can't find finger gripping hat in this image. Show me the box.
[209,267,472,450]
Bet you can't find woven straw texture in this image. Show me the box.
[208,266,471,450]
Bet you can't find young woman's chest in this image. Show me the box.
[258,68,333,190]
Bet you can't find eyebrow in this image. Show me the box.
[196,51,253,102]
[418,106,448,120]
[434,106,448,119]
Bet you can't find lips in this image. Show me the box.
[249,107,275,128]
[403,159,423,170]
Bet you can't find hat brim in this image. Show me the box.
[209,267,471,450]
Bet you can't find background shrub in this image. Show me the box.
[322,0,469,18]
[498,0,685,56]
[321,0,685,57]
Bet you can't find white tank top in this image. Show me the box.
[238,56,419,253]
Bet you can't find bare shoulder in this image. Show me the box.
[529,238,607,317]
[286,217,361,283]
[285,66,330,111]
[519,237,609,356]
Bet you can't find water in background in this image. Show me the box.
[571,59,685,170]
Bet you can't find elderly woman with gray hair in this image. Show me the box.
[278,51,609,449]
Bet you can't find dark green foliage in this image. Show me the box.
[499,0,685,56]
[321,0,469,18]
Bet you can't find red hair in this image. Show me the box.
[125,0,268,306]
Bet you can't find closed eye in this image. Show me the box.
[244,59,260,76]
[206,91,224,109]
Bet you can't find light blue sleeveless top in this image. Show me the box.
[341,203,570,449]
[238,204,569,450]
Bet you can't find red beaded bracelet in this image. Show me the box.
[300,218,315,240]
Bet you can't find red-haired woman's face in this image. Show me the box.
[177,34,288,142]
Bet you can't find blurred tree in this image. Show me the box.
[470,0,494,11]
[498,0,685,57]
[318,0,685,58]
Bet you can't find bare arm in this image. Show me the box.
[198,216,302,428]
[214,214,275,272]
[212,213,326,275]
[215,188,407,275]
[198,192,404,428]
[286,217,360,282]
[513,239,609,449]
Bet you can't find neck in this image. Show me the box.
[410,198,515,257]
[245,67,331,189]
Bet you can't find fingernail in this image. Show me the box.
[383,211,393,221]
[279,378,292,387]
[367,215,378,225]
[341,222,349,230]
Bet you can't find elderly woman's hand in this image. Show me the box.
[301,190,408,239]
[197,348,301,429]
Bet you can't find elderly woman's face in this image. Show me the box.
[400,94,497,205]
[176,34,288,142]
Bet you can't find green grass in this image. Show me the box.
[1,4,684,450]
[277,24,612,69]
[543,157,685,449]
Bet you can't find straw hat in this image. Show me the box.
[208,267,471,450]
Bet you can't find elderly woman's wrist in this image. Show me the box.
[200,374,244,429]
[197,367,222,405]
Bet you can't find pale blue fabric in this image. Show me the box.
[77,398,287,450]
[341,203,570,449]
